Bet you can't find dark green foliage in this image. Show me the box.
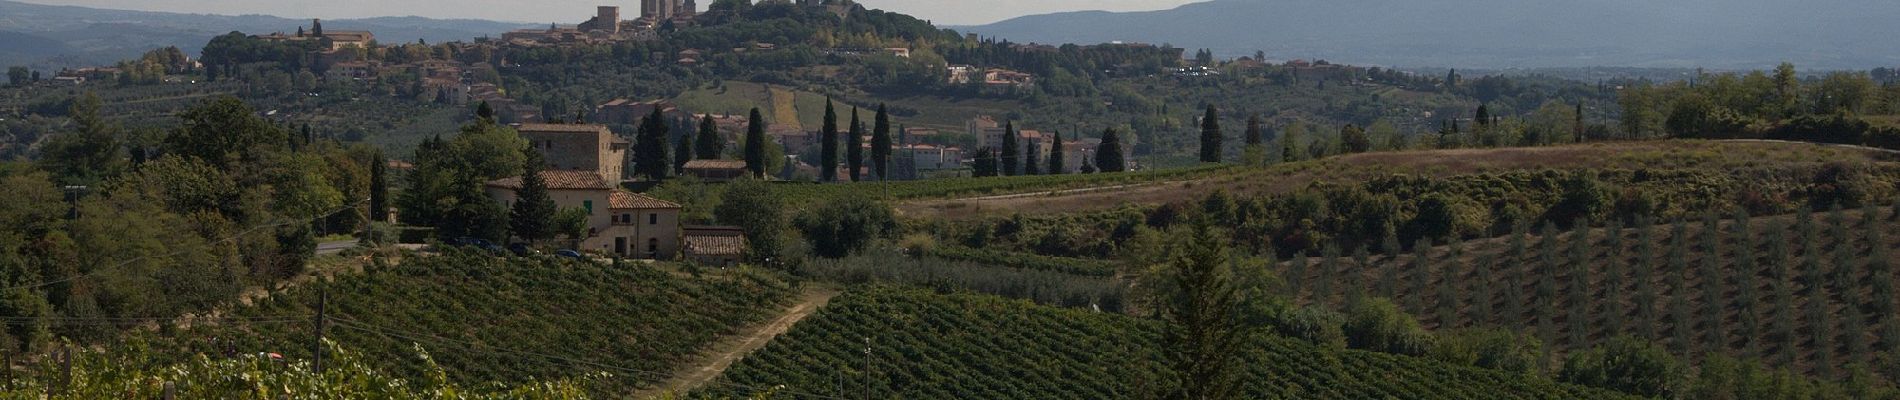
[1024,136,1042,176]
[847,107,863,181]
[1558,337,1682,398]
[820,99,838,182]
[1340,124,1372,154]
[972,147,998,177]
[1542,175,1612,228]
[794,196,894,258]
[1156,224,1244,400]
[508,151,558,243]
[714,180,784,264]
[871,104,892,180]
[1096,128,1125,173]
[1431,328,1543,376]
[1001,121,1020,176]
[635,108,672,181]
[1047,130,1065,175]
[744,108,766,179]
[36,92,125,187]
[695,115,723,160]
[673,122,694,172]
[1343,297,1432,356]
[1200,105,1223,163]
[164,95,287,168]
[369,150,388,223]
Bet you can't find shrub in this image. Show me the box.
[1342,297,1432,356]
[1431,328,1543,375]
[794,195,895,258]
[1271,306,1347,350]
[1558,336,1683,398]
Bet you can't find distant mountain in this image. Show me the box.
[0,0,536,70]
[958,0,1900,70]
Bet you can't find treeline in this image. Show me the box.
[1620,63,1900,149]
[0,93,385,350]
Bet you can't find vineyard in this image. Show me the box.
[698,288,1634,399]
[769,163,1239,210]
[140,250,797,394]
[1277,205,1900,378]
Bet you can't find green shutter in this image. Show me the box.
[584,200,593,214]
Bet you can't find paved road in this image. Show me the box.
[315,240,357,256]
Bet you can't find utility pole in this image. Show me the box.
[312,286,327,374]
[862,336,871,400]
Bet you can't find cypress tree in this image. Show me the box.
[1732,209,1760,356]
[509,150,558,243]
[1000,121,1019,176]
[1024,136,1042,176]
[745,107,766,179]
[1567,220,1593,346]
[369,150,388,223]
[1634,220,1658,340]
[635,108,671,181]
[1200,105,1223,163]
[694,115,722,159]
[847,107,863,181]
[820,99,839,182]
[1245,115,1264,146]
[673,123,694,173]
[871,104,892,180]
[1047,130,1065,175]
[1096,128,1125,173]
[477,101,494,121]
[972,147,997,177]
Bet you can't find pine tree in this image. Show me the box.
[509,150,559,243]
[820,99,839,182]
[1047,130,1065,175]
[736,108,762,178]
[1349,245,1370,302]
[1200,105,1223,163]
[673,123,694,173]
[635,108,671,181]
[1471,253,1494,326]
[695,115,722,160]
[847,107,863,181]
[1159,224,1244,400]
[871,104,892,180]
[1437,239,1463,327]
[1096,128,1125,173]
[1000,121,1020,176]
[1288,251,1308,295]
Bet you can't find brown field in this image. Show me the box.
[900,140,1900,220]
[1281,207,1900,377]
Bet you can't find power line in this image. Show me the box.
[3,197,371,292]
[327,317,847,400]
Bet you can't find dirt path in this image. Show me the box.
[635,286,841,399]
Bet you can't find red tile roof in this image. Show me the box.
[515,123,610,133]
[684,159,748,170]
[486,171,611,190]
[611,190,681,209]
[684,234,746,256]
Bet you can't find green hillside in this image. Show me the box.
[698,288,1634,399]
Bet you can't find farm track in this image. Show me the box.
[634,286,841,399]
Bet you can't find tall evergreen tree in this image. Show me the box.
[1000,121,1020,176]
[1096,128,1125,172]
[871,104,892,180]
[694,115,722,159]
[369,150,389,223]
[1245,115,1264,146]
[1475,104,1493,128]
[1200,105,1223,162]
[745,107,766,179]
[972,147,998,177]
[1159,223,1244,400]
[820,98,839,182]
[673,123,694,173]
[476,101,495,121]
[847,107,864,181]
[509,150,558,243]
[1046,130,1065,175]
[1024,136,1042,176]
[634,108,670,181]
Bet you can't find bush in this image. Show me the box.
[1557,336,1682,398]
[794,195,895,258]
[1431,328,1543,375]
[1342,297,1432,356]
[1271,306,1346,350]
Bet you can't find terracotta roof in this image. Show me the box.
[684,159,748,170]
[486,171,611,190]
[515,123,610,133]
[685,234,746,256]
[611,190,680,209]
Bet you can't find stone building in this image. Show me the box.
[516,123,629,184]
[483,171,682,259]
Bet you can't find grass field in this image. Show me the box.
[900,140,1900,220]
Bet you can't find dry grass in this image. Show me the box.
[901,140,1898,221]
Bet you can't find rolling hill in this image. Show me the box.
[958,0,1900,70]
[0,0,534,70]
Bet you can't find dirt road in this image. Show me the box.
[634,286,841,399]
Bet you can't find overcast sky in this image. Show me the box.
[28,0,1201,26]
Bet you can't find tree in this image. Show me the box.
[673,123,695,174]
[1558,337,1682,398]
[972,147,998,177]
[634,108,670,181]
[369,150,389,223]
[820,99,839,182]
[1155,223,1244,400]
[6,66,26,87]
[1200,105,1223,162]
[794,196,894,258]
[1474,104,1493,129]
[694,115,723,160]
[847,107,863,181]
[1243,115,1265,165]
[1282,122,1305,162]
[1001,121,1020,176]
[476,101,495,121]
[1772,62,1800,119]
[1344,296,1431,356]
[164,96,286,169]
[1046,131,1065,175]
[1024,136,1042,176]
[1340,124,1371,154]
[508,150,558,243]
[714,180,784,265]
[1096,128,1125,172]
[37,92,126,187]
[744,108,766,179]
[871,104,892,180]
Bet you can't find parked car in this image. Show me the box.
[554,250,585,260]
[508,243,541,257]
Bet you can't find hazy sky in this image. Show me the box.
[27,0,1201,26]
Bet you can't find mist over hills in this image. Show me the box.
[959,0,1900,70]
[0,0,535,70]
